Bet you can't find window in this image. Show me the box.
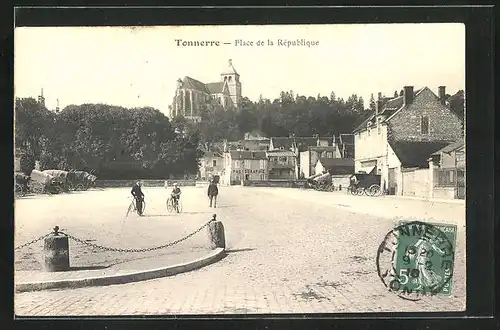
[212,160,217,167]
[421,116,429,134]
[260,160,266,169]
[279,157,287,162]
[326,152,333,158]
[234,161,240,169]
[244,160,251,169]
[377,119,381,134]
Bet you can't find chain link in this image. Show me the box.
[58,219,215,253]
[15,233,52,250]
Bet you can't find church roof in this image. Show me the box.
[221,59,239,75]
[206,82,225,94]
[182,76,210,93]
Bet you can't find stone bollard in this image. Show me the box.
[207,214,225,249]
[44,226,70,272]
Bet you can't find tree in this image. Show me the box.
[14,97,55,163]
[369,93,376,112]
[329,91,336,103]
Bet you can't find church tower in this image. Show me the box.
[220,59,242,108]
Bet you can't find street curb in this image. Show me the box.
[15,248,226,293]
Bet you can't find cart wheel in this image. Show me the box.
[15,183,25,197]
[368,184,381,197]
[76,183,85,191]
[355,187,365,196]
[30,182,43,194]
[67,182,75,191]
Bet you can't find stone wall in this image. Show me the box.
[433,187,456,200]
[95,179,197,188]
[243,180,308,188]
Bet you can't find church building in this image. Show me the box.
[170,59,242,121]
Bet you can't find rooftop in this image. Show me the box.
[229,150,268,160]
[431,140,465,155]
[317,158,355,168]
[390,140,452,168]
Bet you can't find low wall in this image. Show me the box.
[331,175,351,190]
[433,187,456,200]
[243,180,307,188]
[95,179,197,188]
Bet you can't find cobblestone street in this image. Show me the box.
[14,186,466,315]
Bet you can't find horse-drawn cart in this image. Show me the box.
[15,172,30,197]
[29,169,62,194]
[307,172,335,192]
[67,170,96,191]
[348,173,382,196]
[43,170,70,192]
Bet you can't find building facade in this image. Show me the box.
[353,85,464,195]
[299,146,342,178]
[198,151,224,181]
[266,150,297,180]
[170,59,242,121]
[221,150,268,185]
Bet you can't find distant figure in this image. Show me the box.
[131,180,145,216]
[164,180,168,189]
[208,180,219,208]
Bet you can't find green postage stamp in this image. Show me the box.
[376,220,457,300]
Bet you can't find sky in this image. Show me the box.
[14,23,465,117]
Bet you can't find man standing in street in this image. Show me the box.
[131,180,145,216]
[208,179,219,208]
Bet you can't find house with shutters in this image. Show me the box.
[428,140,466,199]
[266,149,297,179]
[198,151,224,181]
[353,85,463,196]
[221,150,268,185]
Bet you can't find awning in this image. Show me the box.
[359,166,375,175]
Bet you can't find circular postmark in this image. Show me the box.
[376,221,455,301]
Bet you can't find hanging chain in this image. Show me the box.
[15,233,52,251]
[58,219,215,253]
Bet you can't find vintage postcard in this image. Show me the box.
[14,23,466,316]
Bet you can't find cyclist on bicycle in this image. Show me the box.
[171,183,182,212]
[131,180,145,216]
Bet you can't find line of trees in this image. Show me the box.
[173,89,464,149]
[15,98,203,179]
[172,91,371,150]
[15,89,464,179]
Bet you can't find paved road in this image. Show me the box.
[14,186,466,315]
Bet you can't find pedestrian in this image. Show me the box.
[208,179,219,208]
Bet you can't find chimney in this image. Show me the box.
[403,86,414,106]
[376,100,382,116]
[438,86,446,105]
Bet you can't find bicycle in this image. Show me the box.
[126,196,146,217]
[166,197,182,213]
